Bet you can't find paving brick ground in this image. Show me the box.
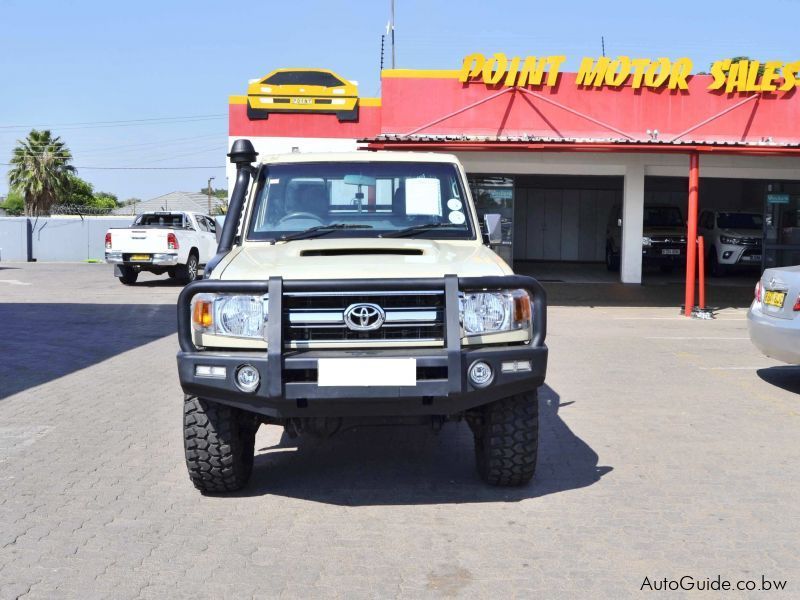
[0,263,798,598]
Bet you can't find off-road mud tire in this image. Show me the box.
[474,391,538,486]
[184,395,257,494]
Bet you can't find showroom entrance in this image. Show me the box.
[468,174,623,274]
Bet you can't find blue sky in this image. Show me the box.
[1,0,798,200]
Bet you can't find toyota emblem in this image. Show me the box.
[343,303,386,331]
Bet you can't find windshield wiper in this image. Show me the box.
[277,223,373,242]
[379,222,459,238]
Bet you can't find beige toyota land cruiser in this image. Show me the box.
[176,140,548,493]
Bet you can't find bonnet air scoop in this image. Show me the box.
[299,248,424,257]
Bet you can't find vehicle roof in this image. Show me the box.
[139,211,206,216]
[257,151,461,166]
[265,67,341,75]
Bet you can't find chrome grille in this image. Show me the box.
[284,290,445,343]
[650,236,686,244]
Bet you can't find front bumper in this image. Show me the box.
[175,275,548,418]
[747,305,800,364]
[105,251,179,266]
[717,244,762,266]
[642,245,685,265]
[178,345,547,417]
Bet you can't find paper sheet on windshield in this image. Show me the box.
[405,178,441,216]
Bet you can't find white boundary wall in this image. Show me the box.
[0,216,135,262]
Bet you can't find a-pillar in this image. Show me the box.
[621,160,645,284]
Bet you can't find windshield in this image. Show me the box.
[247,161,475,241]
[717,212,762,230]
[263,71,344,87]
[643,206,684,228]
[134,214,184,227]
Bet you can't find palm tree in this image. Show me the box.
[8,129,75,216]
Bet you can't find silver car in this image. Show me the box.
[748,266,800,364]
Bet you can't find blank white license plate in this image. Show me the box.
[662,249,681,255]
[317,358,416,387]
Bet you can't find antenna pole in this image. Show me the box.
[601,36,606,57]
[390,0,396,68]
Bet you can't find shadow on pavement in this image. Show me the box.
[0,303,176,400]
[129,278,186,288]
[240,385,612,504]
[757,366,800,395]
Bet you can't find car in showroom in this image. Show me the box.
[748,265,800,364]
[606,204,687,272]
[699,210,763,276]
[176,140,548,493]
[246,68,359,122]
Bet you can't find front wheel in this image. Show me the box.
[177,253,199,284]
[117,266,138,285]
[473,391,539,486]
[183,396,257,494]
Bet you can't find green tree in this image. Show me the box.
[65,173,95,206]
[8,129,75,216]
[93,191,119,207]
[0,190,25,215]
[91,194,118,210]
[199,187,228,199]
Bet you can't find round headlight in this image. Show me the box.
[461,293,508,334]
[218,296,265,337]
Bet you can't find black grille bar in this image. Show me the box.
[176,275,548,399]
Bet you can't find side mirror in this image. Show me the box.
[484,213,503,245]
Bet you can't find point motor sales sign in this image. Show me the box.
[459,53,800,93]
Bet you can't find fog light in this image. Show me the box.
[469,361,493,387]
[235,364,260,393]
[501,360,532,374]
[723,251,733,259]
[195,365,227,379]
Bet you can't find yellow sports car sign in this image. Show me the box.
[246,68,359,122]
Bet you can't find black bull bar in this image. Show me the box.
[177,274,547,401]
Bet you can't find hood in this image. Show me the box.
[216,238,512,281]
[644,225,685,237]
[720,228,761,238]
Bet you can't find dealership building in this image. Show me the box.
[228,55,800,284]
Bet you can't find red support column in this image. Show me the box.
[684,153,700,317]
[697,235,706,310]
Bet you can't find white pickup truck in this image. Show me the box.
[104,211,218,285]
